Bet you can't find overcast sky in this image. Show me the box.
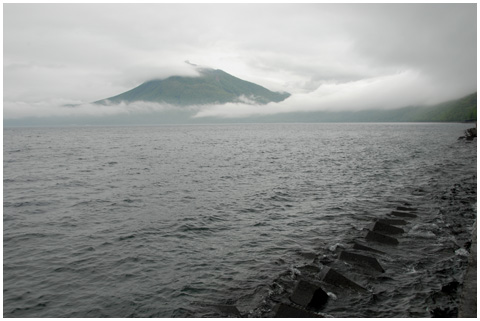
[3,3,477,120]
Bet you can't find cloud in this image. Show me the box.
[3,3,477,122]
[193,69,437,119]
[3,99,198,120]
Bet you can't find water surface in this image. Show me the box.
[3,123,476,317]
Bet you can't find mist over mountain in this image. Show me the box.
[95,68,290,106]
[4,91,475,127]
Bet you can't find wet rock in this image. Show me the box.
[365,230,399,245]
[290,280,329,310]
[274,303,322,318]
[441,280,459,295]
[319,267,366,292]
[352,240,385,254]
[377,218,408,226]
[339,251,385,273]
[390,210,418,218]
[430,306,458,317]
[464,127,477,138]
[371,221,404,235]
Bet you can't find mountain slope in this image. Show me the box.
[249,92,477,123]
[403,92,476,122]
[95,68,290,106]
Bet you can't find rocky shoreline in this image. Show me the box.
[208,137,477,318]
[458,220,477,317]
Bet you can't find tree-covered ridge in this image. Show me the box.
[95,68,290,106]
[406,92,476,122]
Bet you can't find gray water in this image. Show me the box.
[3,123,477,317]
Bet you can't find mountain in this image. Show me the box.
[400,92,476,122]
[95,68,290,106]
[237,92,477,123]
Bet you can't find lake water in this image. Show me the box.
[3,123,477,317]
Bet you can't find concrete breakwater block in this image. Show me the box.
[212,305,241,317]
[371,221,404,235]
[377,218,408,226]
[274,303,322,318]
[353,240,385,254]
[397,206,417,212]
[339,251,385,273]
[365,230,399,245]
[319,267,366,292]
[390,210,418,218]
[290,280,329,309]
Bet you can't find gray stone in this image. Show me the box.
[390,210,417,218]
[353,240,385,254]
[290,280,328,310]
[371,221,404,235]
[319,267,366,292]
[365,230,399,245]
[274,303,322,318]
[339,251,385,273]
[377,218,408,226]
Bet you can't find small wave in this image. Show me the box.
[408,223,440,239]
[118,235,136,241]
[454,248,469,256]
[177,224,211,233]
[327,243,347,252]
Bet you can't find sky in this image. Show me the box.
[3,3,477,120]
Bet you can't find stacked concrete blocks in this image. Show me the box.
[271,203,419,317]
[319,266,367,292]
[274,303,323,318]
[290,280,329,310]
[339,251,385,273]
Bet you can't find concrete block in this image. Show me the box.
[213,305,241,316]
[365,230,399,245]
[319,266,366,292]
[377,218,408,226]
[339,251,385,273]
[274,303,322,318]
[290,280,328,309]
[397,206,417,212]
[353,240,385,254]
[371,221,404,235]
[390,210,417,218]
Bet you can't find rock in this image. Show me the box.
[339,251,385,273]
[465,127,477,138]
[430,307,458,317]
[390,210,417,218]
[353,240,385,254]
[290,280,329,310]
[441,280,460,295]
[365,230,399,245]
[371,221,404,235]
[319,267,366,292]
[274,303,322,318]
